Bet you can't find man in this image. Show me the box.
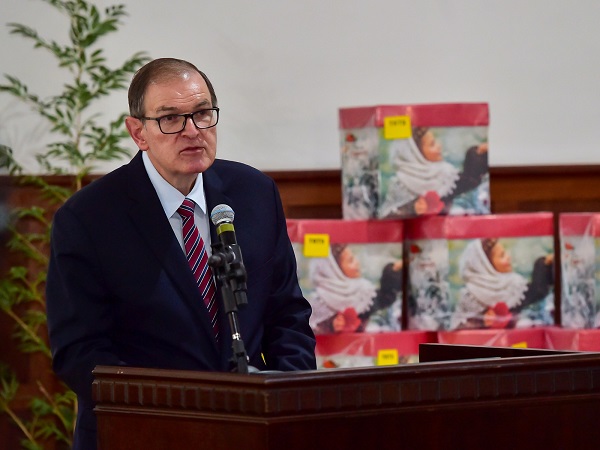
[46,58,316,450]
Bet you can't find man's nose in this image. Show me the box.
[181,116,201,136]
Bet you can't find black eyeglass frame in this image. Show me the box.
[139,107,220,134]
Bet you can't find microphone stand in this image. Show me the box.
[208,241,251,374]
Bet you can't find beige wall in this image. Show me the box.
[1,0,599,173]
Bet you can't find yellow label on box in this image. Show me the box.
[383,115,412,140]
[376,349,399,366]
[303,233,330,258]
[511,341,528,348]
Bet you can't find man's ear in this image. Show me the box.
[125,116,149,150]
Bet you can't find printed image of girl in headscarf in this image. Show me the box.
[379,127,488,218]
[307,243,403,334]
[451,238,554,329]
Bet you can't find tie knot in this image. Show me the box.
[178,198,196,218]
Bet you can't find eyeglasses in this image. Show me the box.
[139,107,219,134]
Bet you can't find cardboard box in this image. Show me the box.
[287,219,403,334]
[544,327,600,350]
[339,103,490,219]
[405,213,555,331]
[316,331,436,369]
[559,213,600,328]
[437,328,547,348]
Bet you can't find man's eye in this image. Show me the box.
[162,115,179,122]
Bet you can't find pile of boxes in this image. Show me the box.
[288,103,600,368]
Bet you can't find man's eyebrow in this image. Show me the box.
[153,105,178,114]
[153,100,212,115]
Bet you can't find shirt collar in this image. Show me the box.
[141,151,207,218]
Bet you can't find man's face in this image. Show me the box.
[125,71,217,194]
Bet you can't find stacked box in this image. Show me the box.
[339,103,490,219]
[545,327,600,350]
[405,213,555,331]
[315,331,436,369]
[559,213,600,328]
[287,219,403,335]
[437,328,546,348]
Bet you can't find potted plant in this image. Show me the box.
[0,1,148,448]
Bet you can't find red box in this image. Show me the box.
[405,213,555,331]
[339,103,490,220]
[544,327,600,351]
[437,328,547,348]
[316,331,437,369]
[287,219,403,335]
[559,213,600,328]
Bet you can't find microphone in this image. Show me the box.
[209,204,247,306]
[211,204,237,247]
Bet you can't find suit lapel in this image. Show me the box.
[203,165,232,243]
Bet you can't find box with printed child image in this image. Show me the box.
[339,103,490,220]
[286,220,403,335]
[405,213,555,331]
[437,327,547,349]
[559,213,600,328]
[315,331,437,369]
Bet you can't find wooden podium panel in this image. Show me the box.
[93,348,600,450]
[94,349,600,450]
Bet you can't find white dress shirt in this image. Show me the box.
[141,151,212,254]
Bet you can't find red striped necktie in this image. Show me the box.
[177,198,219,341]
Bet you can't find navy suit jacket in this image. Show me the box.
[46,152,316,450]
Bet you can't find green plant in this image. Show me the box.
[0,1,149,448]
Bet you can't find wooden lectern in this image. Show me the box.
[93,345,600,449]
